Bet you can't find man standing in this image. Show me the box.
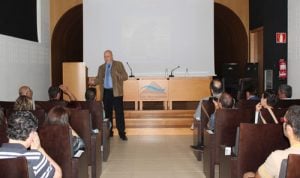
[90,50,128,140]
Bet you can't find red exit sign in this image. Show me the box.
[276,32,287,44]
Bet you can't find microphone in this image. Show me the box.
[126,62,135,78]
[169,66,180,77]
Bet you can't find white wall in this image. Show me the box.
[288,0,300,98]
[84,0,214,77]
[0,0,50,101]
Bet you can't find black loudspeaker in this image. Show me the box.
[222,63,239,99]
[244,63,258,79]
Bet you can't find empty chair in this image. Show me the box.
[0,157,33,178]
[39,124,88,178]
[69,109,102,178]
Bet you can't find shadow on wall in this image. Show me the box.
[51,4,83,86]
[214,3,248,78]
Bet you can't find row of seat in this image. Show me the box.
[0,100,109,178]
[193,99,300,178]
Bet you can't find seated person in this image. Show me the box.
[14,96,33,111]
[44,106,85,155]
[0,111,62,178]
[245,84,260,101]
[255,90,279,123]
[207,92,234,131]
[85,87,97,101]
[48,85,77,102]
[277,84,292,99]
[191,78,223,150]
[244,105,300,178]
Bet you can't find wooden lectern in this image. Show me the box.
[62,62,87,101]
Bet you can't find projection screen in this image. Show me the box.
[84,0,214,77]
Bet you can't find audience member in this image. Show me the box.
[85,87,97,101]
[207,92,234,131]
[48,85,77,101]
[245,84,260,101]
[14,96,33,111]
[44,106,85,155]
[256,90,279,112]
[244,105,300,178]
[278,84,292,99]
[0,111,62,178]
[190,78,223,150]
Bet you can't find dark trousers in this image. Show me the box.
[103,89,126,136]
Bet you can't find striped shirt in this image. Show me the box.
[0,143,55,178]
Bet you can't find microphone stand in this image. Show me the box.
[169,66,180,77]
[126,62,135,78]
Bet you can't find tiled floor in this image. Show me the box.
[100,128,205,178]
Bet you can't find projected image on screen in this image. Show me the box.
[84,0,214,76]
[0,0,38,42]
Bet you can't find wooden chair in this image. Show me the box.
[192,100,214,160]
[0,156,34,178]
[284,154,300,178]
[0,101,15,110]
[259,108,288,124]
[35,100,68,112]
[203,108,254,178]
[69,109,102,178]
[235,99,259,109]
[72,101,111,162]
[39,124,88,178]
[0,116,8,145]
[219,123,289,178]
[276,99,300,109]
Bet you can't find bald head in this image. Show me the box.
[104,50,113,63]
[19,86,33,99]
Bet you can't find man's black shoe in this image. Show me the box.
[120,135,128,141]
[190,145,204,151]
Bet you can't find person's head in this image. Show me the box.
[85,88,97,101]
[283,105,300,143]
[210,78,223,97]
[45,106,70,126]
[14,96,33,111]
[18,86,33,99]
[7,111,38,148]
[278,84,292,99]
[219,92,234,109]
[104,50,113,63]
[245,84,258,100]
[260,90,278,108]
[48,86,62,100]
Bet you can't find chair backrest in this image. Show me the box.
[0,101,15,110]
[285,154,300,178]
[236,123,289,178]
[72,101,103,130]
[260,108,288,124]
[276,99,300,109]
[0,156,32,178]
[215,108,255,147]
[201,100,215,126]
[69,109,92,163]
[39,124,73,178]
[35,100,67,112]
[236,99,259,109]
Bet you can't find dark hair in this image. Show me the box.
[285,105,300,139]
[7,111,38,141]
[220,92,234,109]
[14,96,33,111]
[278,84,292,98]
[48,86,61,100]
[45,106,70,126]
[210,78,223,95]
[263,90,278,107]
[244,84,257,96]
[85,88,96,101]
